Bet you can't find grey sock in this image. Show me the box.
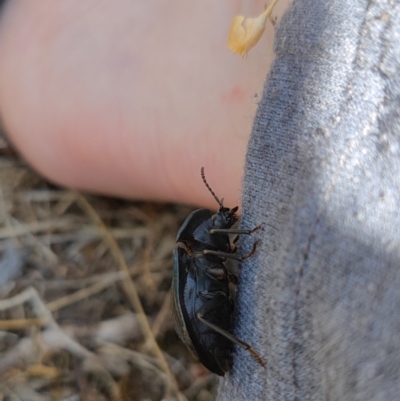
[219,0,400,399]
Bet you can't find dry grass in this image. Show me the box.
[0,131,218,401]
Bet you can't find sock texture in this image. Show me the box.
[218,0,400,399]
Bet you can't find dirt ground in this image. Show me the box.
[0,129,218,401]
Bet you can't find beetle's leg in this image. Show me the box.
[232,235,240,244]
[201,249,241,261]
[202,241,259,261]
[205,268,235,283]
[206,267,227,280]
[212,224,263,253]
[240,240,259,260]
[228,273,238,285]
[195,312,265,367]
[227,236,240,255]
[198,290,225,299]
[209,224,263,235]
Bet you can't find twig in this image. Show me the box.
[141,234,157,290]
[98,340,163,375]
[183,375,217,400]
[98,341,189,401]
[75,193,184,401]
[47,272,127,312]
[0,219,73,239]
[0,287,121,401]
[0,226,150,251]
[142,291,172,350]
[44,260,163,291]
[151,292,172,338]
[0,318,47,330]
[16,190,76,203]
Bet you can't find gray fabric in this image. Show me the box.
[218,0,400,400]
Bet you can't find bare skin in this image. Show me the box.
[0,0,289,208]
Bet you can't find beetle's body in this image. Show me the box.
[176,208,238,255]
[172,247,233,375]
[172,168,264,376]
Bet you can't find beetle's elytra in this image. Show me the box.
[171,167,264,376]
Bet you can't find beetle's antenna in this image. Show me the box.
[201,167,223,208]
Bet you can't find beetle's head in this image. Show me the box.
[213,205,239,228]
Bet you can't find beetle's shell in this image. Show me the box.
[171,248,198,358]
[176,208,234,254]
[172,201,242,376]
[176,209,212,243]
[172,247,233,376]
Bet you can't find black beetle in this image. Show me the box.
[171,167,264,376]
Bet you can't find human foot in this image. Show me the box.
[0,0,289,208]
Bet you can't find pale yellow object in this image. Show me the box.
[228,0,279,58]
